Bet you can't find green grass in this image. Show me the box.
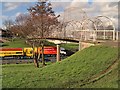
[2,38,78,51]
[81,66,118,88]
[2,38,30,48]
[43,40,56,46]
[60,43,79,51]
[2,39,56,48]
[2,45,118,88]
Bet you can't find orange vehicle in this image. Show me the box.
[42,46,57,55]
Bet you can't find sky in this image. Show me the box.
[0,0,119,29]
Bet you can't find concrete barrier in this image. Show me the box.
[79,42,95,50]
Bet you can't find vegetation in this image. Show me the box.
[2,1,61,67]
[81,67,118,88]
[2,38,57,48]
[39,40,56,47]
[61,43,79,52]
[27,1,60,67]
[2,45,118,88]
[2,36,79,51]
[2,38,30,48]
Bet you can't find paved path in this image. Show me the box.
[97,40,119,47]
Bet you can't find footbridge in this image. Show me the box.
[27,37,119,51]
[27,37,79,43]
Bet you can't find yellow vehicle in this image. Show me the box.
[0,48,34,58]
[23,47,34,58]
[0,48,23,58]
[0,46,57,58]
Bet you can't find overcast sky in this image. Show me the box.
[0,0,119,29]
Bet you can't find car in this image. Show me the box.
[60,47,66,56]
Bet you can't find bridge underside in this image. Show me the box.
[27,37,79,43]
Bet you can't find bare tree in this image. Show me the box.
[10,14,35,39]
[3,19,14,30]
[8,1,60,67]
[27,1,60,67]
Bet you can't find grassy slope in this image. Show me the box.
[43,40,56,46]
[60,43,79,51]
[81,66,118,88]
[2,38,30,48]
[2,39,56,48]
[2,45,118,88]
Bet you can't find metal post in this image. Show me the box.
[113,30,115,40]
[79,41,81,51]
[85,31,87,41]
[116,31,118,41]
[57,44,60,62]
[93,30,96,42]
[103,30,105,40]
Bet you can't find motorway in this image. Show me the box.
[1,56,68,64]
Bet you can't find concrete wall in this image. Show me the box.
[79,42,95,50]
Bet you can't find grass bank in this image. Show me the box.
[2,38,30,48]
[60,43,79,52]
[2,45,118,88]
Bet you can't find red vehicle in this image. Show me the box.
[44,47,57,55]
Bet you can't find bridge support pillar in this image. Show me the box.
[57,44,60,62]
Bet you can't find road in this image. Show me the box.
[1,56,68,64]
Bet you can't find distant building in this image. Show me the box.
[0,28,12,37]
